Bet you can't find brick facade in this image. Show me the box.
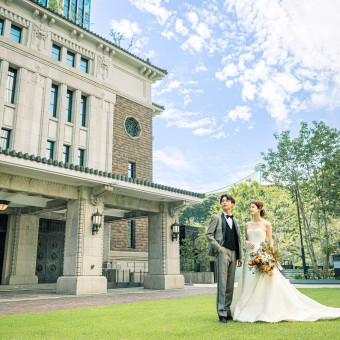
[110,218,148,252]
[112,95,153,182]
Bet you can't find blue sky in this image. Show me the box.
[91,0,340,193]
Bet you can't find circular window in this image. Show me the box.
[125,118,140,138]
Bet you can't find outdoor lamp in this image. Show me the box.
[92,209,103,235]
[0,200,10,211]
[171,221,180,241]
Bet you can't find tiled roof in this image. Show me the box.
[28,0,168,75]
[0,147,205,198]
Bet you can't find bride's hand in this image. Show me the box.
[246,241,255,249]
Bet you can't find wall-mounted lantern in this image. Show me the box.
[92,209,103,235]
[171,221,180,241]
[0,200,10,211]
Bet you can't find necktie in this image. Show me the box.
[226,215,233,219]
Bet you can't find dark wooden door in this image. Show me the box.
[0,214,8,284]
[35,219,65,284]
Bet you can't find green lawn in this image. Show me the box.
[0,289,339,339]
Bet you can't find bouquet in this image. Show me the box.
[248,241,282,275]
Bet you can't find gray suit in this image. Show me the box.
[206,213,242,318]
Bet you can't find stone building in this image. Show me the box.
[0,0,204,294]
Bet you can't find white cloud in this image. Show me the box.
[129,0,172,25]
[155,80,181,95]
[226,106,252,122]
[196,22,211,39]
[216,0,340,123]
[175,19,189,36]
[110,19,141,39]
[181,35,204,52]
[154,147,191,171]
[161,30,175,39]
[186,11,199,28]
[215,63,238,81]
[193,128,214,136]
[194,65,208,73]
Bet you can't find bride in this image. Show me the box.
[231,200,340,322]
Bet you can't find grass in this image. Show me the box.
[0,288,339,339]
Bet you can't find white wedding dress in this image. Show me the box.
[231,228,340,322]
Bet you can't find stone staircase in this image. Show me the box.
[281,268,302,280]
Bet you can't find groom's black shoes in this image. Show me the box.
[219,316,227,323]
[226,315,233,321]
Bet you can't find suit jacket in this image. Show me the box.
[206,213,242,259]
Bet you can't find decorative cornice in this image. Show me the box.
[0,147,205,199]
[0,5,30,27]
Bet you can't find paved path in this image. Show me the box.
[0,285,216,316]
[0,283,339,316]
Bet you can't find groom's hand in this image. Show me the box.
[237,259,243,267]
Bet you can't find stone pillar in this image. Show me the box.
[144,206,184,290]
[57,187,107,294]
[7,213,39,285]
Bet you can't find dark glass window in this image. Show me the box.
[46,141,54,160]
[80,58,88,73]
[0,19,4,36]
[10,25,21,43]
[78,149,85,166]
[50,84,58,117]
[65,90,73,122]
[70,0,77,22]
[84,0,91,29]
[64,0,70,18]
[66,51,75,67]
[128,162,136,179]
[125,118,140,137]
[80,96,86,127]
[77,0,85,26]
[6,68,17,104]
[51,44,61,61]
[127,220,135,249]
[63,145,70,163]
[0,129,11,149]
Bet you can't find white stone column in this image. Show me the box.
[103,222,111,263]
[57,187,107,294]
[7,213,39,285]
[0,60,9,125]
[144,205,184,290]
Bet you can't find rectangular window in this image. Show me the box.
[65,90,73,122]
[127,220,135,249]
[63,145,70,163]
[0,129,11,149]
[78,149,85,166]
[128,162,136,179]
[84,0,91,29]
[6,68,17,104]
[49,84,58,117]
[0,19,4,36]
[66,51,75,67]
[80,58,88,73]
[46,140,54,160]
[70,0,77,22]
[64,0,70,19]
[51,44,61,61]
[10,25,21,43]
[80,95,86,127]
[77,0,85,26]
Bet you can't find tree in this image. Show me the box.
[262,121,340,278]
[47,0,64,14]
[110,30,134,51]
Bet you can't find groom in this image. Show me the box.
[206,194,242,323]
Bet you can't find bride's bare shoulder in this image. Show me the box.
[262,219,272,228]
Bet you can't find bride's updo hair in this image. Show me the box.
[250,200,266,217]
